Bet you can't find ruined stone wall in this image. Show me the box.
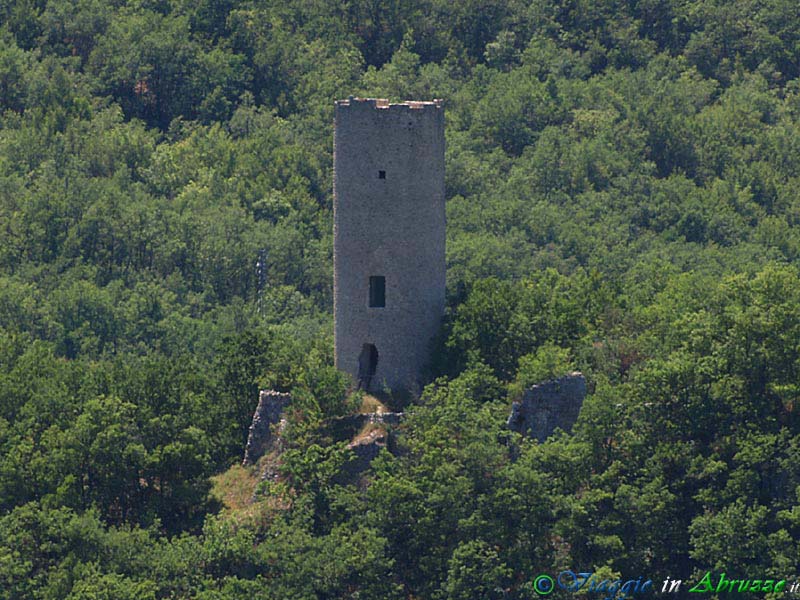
[333,97,445,393]
[243,388,404,488]
[507,372,587,442]
[242,390,291,466]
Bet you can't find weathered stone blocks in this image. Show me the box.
[506,372,587,442]
[333,97,446,393]
[242,390,291,466]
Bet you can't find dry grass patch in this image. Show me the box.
[210,464,259,512]
[359,394,389,414]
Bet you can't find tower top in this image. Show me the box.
[336,97,444,111]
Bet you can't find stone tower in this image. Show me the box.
[334,97,445,393]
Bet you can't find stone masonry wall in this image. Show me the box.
[333,97,445,393]
[242,390,291,466]
[507,372,587,442]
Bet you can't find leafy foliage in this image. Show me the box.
[1,0,800,597]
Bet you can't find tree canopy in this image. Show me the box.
[1,0,800,597]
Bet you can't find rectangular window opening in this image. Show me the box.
[378,170,386,179]
[369,276,385,307]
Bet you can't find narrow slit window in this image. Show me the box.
[369,276,385,307]
[378,170,386,179]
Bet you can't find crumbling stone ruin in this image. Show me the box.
[506,372,587,442]
[242,390,291,466]
[336,429,391,485]
[245,370,585,490]
[243,389,404,486]
[333,97,446,393]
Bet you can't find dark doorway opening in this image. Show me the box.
[357,343,379,390]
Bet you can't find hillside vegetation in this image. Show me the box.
[1,0,800,598]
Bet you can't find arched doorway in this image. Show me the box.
[357,343,379,390]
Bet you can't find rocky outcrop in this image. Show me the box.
[335,428,393,484]
[243,389,404,482]
[324,411,404,441]
[507,372,587,442]
[242,390,291,466]
[330,412,404,483]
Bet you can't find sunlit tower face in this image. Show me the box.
[333,97,445,393]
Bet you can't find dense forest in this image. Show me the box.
[1,0,800,598]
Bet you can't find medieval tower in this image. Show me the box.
[333,97,445,393]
